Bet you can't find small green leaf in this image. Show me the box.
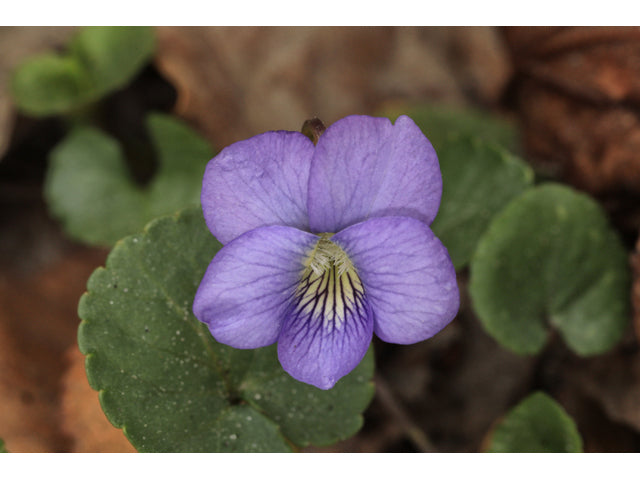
[11,26,155,116]
[487,391,583,453]
[0,438,7,453]
[381,103,520,152]
[470,183,630,356]
[78,206,375,452]
[431,136,534,270]
[45,113,213,246]
[70,26,156,95]
[10,54,92,115]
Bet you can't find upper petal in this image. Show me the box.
[193,225,319,349]
[332,216,459,344]
[307,115,442,233]
[201,131,315,245]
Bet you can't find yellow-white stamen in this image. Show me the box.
[293,234,366,331]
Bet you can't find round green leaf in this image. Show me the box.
[70,26,156,96]
[430,136,534,270]
[470,183,630,356]
[44,113,213,246]
[381,103,520,152]
[487,391,583,453]
[78,207,375,452]
[11,26,155,116]
[10,54,92,116]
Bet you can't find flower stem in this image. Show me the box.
[375,374,438,453]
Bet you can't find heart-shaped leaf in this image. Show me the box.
[45,113,213,247]
[11,26,155,116]
[486,391,583,453]
[470,183,630,356]
[78,206,375,452]
[431,136,534,270]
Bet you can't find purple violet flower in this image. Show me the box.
[193,115,459,389]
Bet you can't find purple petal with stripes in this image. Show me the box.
[332,216,459,344]
[277,255,373,390]
[193,225,318,349]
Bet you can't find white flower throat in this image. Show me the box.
[306,233,353,276]
[291,233,366,331]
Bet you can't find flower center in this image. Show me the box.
[306,233,354,276]
[291,233,366,331]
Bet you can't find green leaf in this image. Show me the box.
[486,391,583,453]
[470,183,630,356]
[45,113,213,246]
[0,438,7,453]
[381,103,520,152]
[70,26,156,95]
[431,136,534,270]
[11,26,155,116]
[10,54,92,116]
[78,206,375,452]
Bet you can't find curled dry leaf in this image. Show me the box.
[505,27,640,103]
[154,27,511,148]
[504,27,640,234]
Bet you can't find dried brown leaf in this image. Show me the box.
[155,27,510,148]
[60,346,136,452]
[0,246,106,452]
[0,323,64,452]
[632,235,640,343]
[505,26,640,235]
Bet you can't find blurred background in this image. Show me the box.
[2,26,640,453]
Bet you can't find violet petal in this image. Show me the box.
[332,216,459,344]
[193,225,318,349]
[308,115,442,233]
[277,261,374,390]
[201,131,314,245]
